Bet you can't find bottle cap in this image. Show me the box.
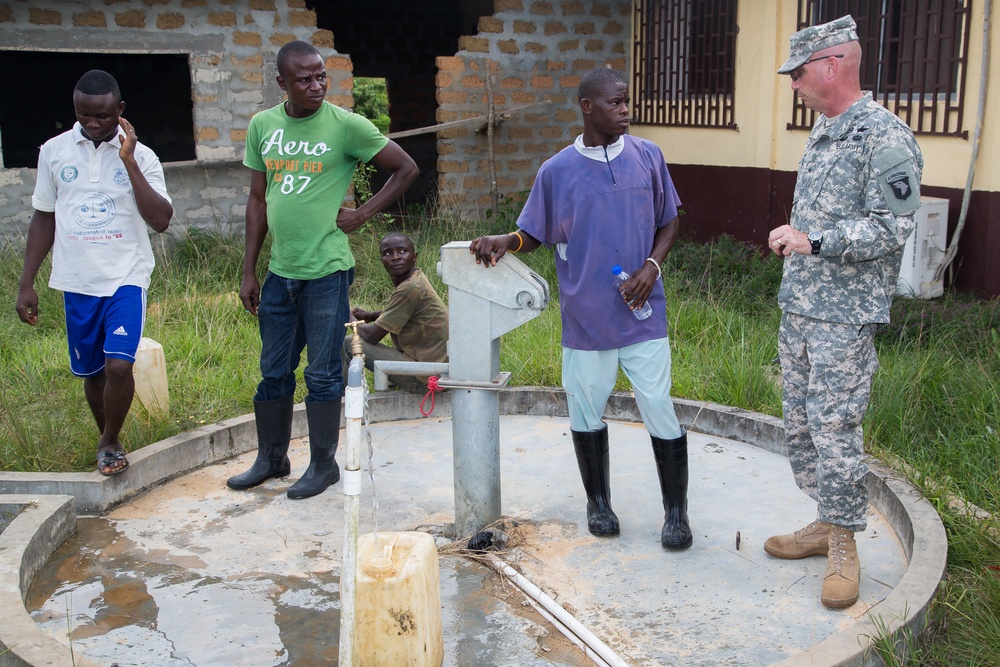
[365,557,396,579]
[611,264,622,274]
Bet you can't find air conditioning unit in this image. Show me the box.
[897,196,948,299]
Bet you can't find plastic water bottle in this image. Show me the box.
[612,265,652,320]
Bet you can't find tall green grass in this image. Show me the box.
[1,209,998,665]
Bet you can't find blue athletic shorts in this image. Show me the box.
[63,285,146,377]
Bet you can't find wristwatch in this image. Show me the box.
[808,231,823,255]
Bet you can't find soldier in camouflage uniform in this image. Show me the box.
[342,232,448,394]
[765,15,923,609]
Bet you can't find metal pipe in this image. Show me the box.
[452,389,501,537]
[337,353,366,667]
[371,361,450,392]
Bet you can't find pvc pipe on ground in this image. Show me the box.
[518,587,613,667]
[338,356,365,667]
[487,556,632,667]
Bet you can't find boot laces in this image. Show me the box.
[795,520,822,539]
[829,529,850,574]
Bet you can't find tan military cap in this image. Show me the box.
[778,15,859,74]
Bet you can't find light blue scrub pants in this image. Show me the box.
[562,337,683,439]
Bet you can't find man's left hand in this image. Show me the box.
[767,225,808,256]
[621,262,658,309]
[337,207,368,234]
[118,117,138,162]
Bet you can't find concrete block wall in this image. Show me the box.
[436,0,631,216]
[0,0,633,236]
[310,1,475,204]
[0,0,348,237]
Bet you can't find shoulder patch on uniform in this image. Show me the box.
[874,145,920,216]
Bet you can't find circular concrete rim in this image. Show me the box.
[0,388,948,667]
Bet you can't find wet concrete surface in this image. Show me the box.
[26,415,907,667]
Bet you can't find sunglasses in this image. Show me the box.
[790,54,845,81]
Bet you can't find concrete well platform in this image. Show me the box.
[0,389,947,667]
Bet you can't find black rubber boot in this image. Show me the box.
[227,396,293,490]
[652,431,693,550]
[287,400,342,500]
[571,426,620,536]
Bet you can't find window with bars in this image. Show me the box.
[631,0,739,128]
[789,0,971,136]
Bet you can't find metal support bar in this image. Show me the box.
[452,388,501,537]
[435,372,511,391]
[372,361,450,392]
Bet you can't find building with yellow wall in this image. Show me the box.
[630,0,999,296]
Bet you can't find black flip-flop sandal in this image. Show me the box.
[97,450,129,476]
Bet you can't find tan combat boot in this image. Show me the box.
[821,525,860,608]
[764,520,830,559]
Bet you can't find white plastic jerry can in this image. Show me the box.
[354,531,444,667]
[133,337,169,417]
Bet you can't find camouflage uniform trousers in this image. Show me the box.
[778,311,879,532]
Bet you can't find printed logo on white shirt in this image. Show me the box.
[74,192,117,228]
[113,169,129,186]
[60,166,79,182]
[112,326,128,336]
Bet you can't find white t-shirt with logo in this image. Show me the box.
[31,123,171,297]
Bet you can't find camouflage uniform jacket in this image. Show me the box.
[779,92,923,325]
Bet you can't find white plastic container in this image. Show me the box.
[354,531,443,667]
[133,337,169,417]
[897,196,948,299]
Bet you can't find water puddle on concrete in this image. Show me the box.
[24,517,578,667]
[21,430,587,667]
[26,516,342,666]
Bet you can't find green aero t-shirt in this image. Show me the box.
[244,101,389,280]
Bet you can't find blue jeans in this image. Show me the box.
[255,269,354,403]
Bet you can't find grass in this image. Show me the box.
[2,205,998,665]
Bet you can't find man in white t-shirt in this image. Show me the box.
[16,69,173,476]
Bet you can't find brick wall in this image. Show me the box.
[0,0,349,236]
[0,0,632,236]
[436,0,631,216]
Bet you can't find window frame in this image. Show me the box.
[788,0,972,137]
[631,0,740,129]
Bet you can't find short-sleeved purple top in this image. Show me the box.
[517,135,681,351]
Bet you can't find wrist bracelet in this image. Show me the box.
[644,257,662,280]
[510,231,524,253]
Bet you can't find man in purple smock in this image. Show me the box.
[470,68,692,550]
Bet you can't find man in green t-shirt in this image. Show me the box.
[344,232,449,394]
[229,40,418,500]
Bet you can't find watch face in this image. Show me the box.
[808,232,822,255]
